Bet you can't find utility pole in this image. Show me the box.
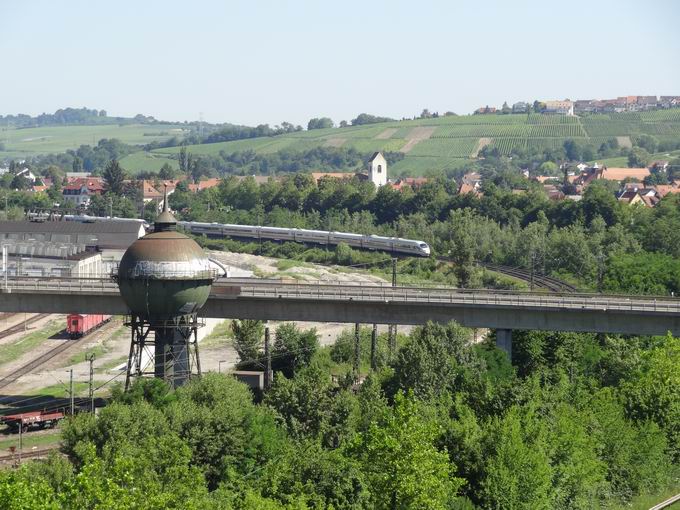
[389,258,397,357]
[370,323,377,370]
[18,418,23,464]
[69,368,74,416]
[264,325,272,390]
[353,323,360,380]
[87,353,95,413]
[2,245,7,290]
[597,252,605,293]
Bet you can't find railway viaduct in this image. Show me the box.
[1,277,679,357]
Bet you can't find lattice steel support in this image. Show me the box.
[124,314,203,390]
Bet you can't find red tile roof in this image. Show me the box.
[188,178,222,192]
[601,167,650,181]
[139,180,163,199]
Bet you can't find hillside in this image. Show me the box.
[0,123,188,159]
[2,109,680,175]
[143,110,680,176]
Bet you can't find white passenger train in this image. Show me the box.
[177,221,431,257]
[45,213,430,257]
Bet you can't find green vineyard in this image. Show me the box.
[140,110,680,175]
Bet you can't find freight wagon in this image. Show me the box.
[1,410,65,433]
[66,314,112,339]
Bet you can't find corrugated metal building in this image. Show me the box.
[0,220,145,277]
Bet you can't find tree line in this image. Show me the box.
[0,320,677,509]
[166,170,680,293]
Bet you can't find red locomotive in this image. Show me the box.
[66,314,112,339]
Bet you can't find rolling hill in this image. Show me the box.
[2,110,680,175]
[0,123,188,159]
[145,110,680,175]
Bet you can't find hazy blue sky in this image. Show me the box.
[1,0,679,126]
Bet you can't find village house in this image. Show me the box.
[544,100,574,115]
[512,102,529,113]
[600,167,651,181]
[650,179,680,197]
[458,172,483,196]
[574,100,597,114]
[390,177,429,191]
[650,160,670,172]
[617,188,660,207]
[543,184,565,201]
[188,177,222,192]
[660,96,680,108]
[62,177,105,208]
[139,180,164,205]
[636,96,658,110]
[232,175,276,186]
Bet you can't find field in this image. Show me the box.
[2,111,680,176]
[119,151,179,172]
[0,123,188,158]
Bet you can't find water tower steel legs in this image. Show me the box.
[125,314,202,390]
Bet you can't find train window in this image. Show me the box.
[71,320,78,326]
[419,243,428,248]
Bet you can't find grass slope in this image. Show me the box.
[2,111,679,176]
[148,111,680,176]
[0,123,188,158]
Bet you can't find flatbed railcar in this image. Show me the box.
[1,410,65,433]
[177,221,431,257]
[66,314,112,339]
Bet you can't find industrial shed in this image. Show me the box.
[0,220,145,276]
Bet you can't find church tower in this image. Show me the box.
[368,152,387,187]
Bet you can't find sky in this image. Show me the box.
[1,0,679,127]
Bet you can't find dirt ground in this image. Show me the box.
[473,137,492,157]
[323,138,346,148]
[374,128,397,140]
[400,126,436,153]
[616,136,633,148]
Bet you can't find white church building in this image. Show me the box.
[310,151,389,188]
[367,152,387,187]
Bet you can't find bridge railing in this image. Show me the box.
[1,277,119,293]
[236,284,680,313]
[2,277,680,314]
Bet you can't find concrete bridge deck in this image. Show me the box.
[0,277,678,336]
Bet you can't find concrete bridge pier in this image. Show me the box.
[495,329,513,359]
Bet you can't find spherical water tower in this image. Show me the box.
[116,188,214,388]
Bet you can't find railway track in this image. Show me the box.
[0,319,118,391]
[436,257,578,293]
[483,263,578,293]
[0,445,61,464]
[0,314,51,341]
